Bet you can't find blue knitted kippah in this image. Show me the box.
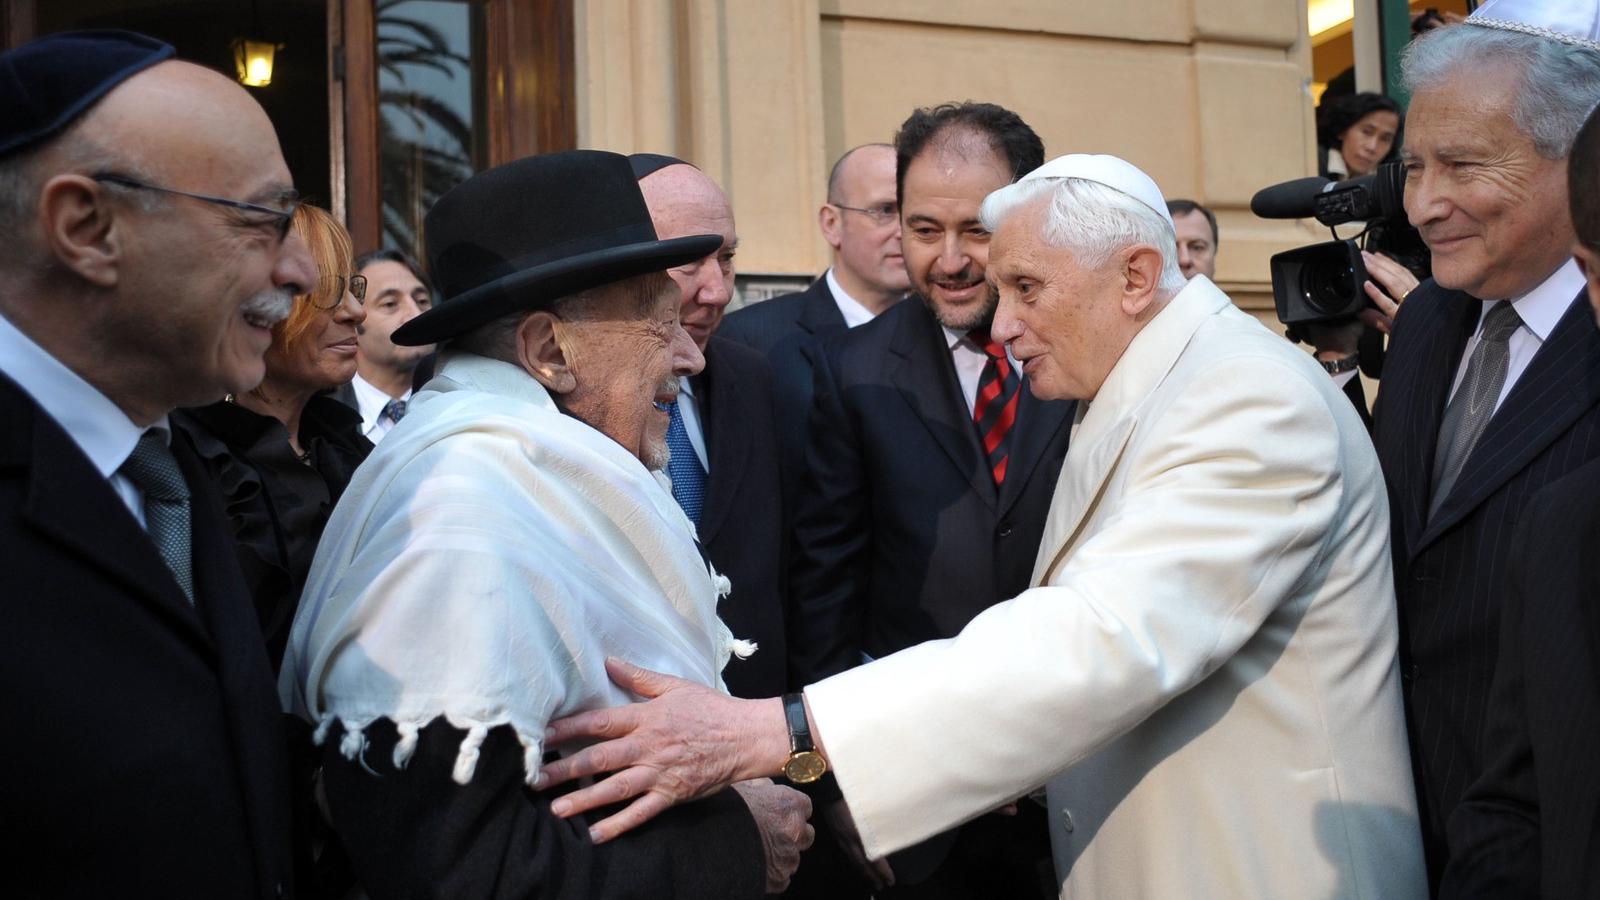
[0,29,174,158]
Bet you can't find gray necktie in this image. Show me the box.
[1430,301,1523,518]
[119,429,195,604]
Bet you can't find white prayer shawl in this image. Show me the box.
[279,351,749,784]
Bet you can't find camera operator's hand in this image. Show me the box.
[1357,249,1420,335]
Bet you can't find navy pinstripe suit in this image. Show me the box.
[1440,456,1600,898]
[1371,278,1600,882]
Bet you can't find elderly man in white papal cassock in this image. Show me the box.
[534,153,1428,899]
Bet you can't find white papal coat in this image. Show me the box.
[805,276,1426,898]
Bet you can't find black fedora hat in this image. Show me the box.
[392,150,719,346]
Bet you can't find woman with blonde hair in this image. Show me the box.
[176,203,372,670]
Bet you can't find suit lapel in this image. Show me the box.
[694,342,750,546]
[1033,411,1138,584]
[997,387,1073,516]
[1384,289,1480,556]
[798,278,847,336]
[175,428,290,883]
[888,305,997,509]
[4,381,213,651]
[1421,291,1600,549]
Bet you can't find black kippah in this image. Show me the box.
[627,152,692,181]
[0,29,175,159]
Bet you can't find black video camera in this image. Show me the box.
[1250,161,1430,326]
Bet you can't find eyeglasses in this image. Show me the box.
[307,273,366,307]
[91,172,300,243]
[831,202,899,227]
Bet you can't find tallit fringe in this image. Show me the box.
[305,713,546,787]
[729,638,758,659]
[393,721,421,769]
[452,723,490,785]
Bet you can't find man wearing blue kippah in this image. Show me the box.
[0,30,316,899]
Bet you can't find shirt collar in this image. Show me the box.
[825,268,878,329]
[676,374,697,399]
[0,311,163,479]
[351,372,406,423]
[1494,257,1586,342]
[1326,147,1349,179]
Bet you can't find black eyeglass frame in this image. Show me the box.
[829,202,900,227]
[91,172,301,242]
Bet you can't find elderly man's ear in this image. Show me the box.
[38,175,123,288]
[516,311,578,394]
[1119,245,1165,317]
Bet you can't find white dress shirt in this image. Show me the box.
[351,372,411,444]
[673,375,710,471]
[0,312,165,528]
[1445,258,1585,413]
[825,268,878,329]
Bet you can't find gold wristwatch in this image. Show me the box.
[781,692,828,784]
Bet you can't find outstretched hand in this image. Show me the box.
[538,658,790,843]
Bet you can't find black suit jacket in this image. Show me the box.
[790,298,1074,680]
[788,298,1072,883]
[718,277,848,498]
[1440,457,1600,899]
[1370,279,1600,880]
[695,335,788,699]
[0,374,295,899]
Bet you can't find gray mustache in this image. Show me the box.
[242,288,295,326]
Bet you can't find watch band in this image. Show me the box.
[1319,354,1359,375]
[783,692,814,753]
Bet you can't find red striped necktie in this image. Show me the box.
[969,328,1019,486]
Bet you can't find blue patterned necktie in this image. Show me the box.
[666,398,707,527]
[382,398,407,424]
[119,429,195,604]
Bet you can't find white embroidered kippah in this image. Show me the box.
[1465,0,1600,52]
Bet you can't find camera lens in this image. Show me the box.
[1299,255,1359,316]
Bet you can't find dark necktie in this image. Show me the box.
[666,398,707,526]
[969,329,1020,486]
[119,429,195,604]
[1429,301,1523,518]
[382,398,407,424]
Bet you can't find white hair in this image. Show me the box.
[1403,24,1600,159]
[980,177,1187,293]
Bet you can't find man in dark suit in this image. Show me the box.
[1311,17,1600,884]
[0,33,317,897]
[789,102,1066,898]
[633,154,788,700]
[1439,98,1600,900]
[719,143,910,492]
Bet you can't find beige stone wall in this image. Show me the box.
[574,0,1328,325]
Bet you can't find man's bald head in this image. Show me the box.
[820,143,908,310]
[0,53,314,425]
[638,164,738,349]
[2,60,293,266]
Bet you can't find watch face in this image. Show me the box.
[784,751,828,784]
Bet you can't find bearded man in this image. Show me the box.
[279,151,811,898]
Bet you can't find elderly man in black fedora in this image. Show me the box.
[279,150,812,898]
